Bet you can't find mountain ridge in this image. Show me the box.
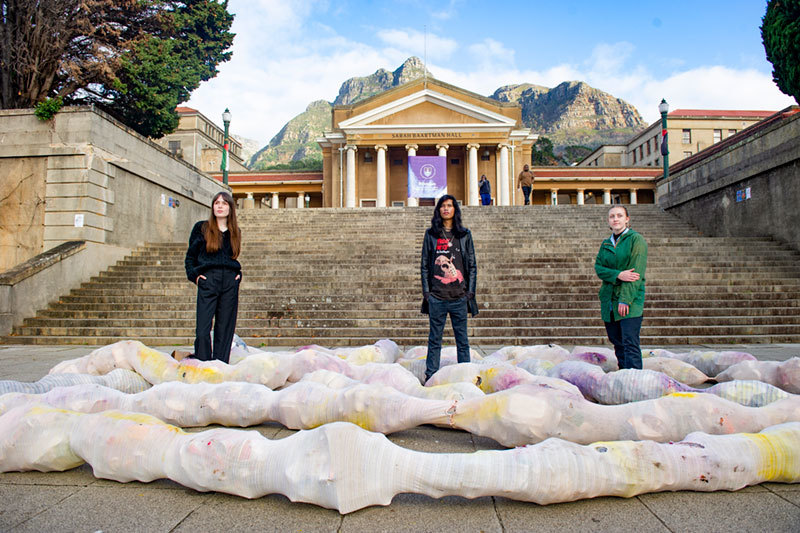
[249,57,645,169]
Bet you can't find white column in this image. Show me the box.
[297,192,304,209]
[577,189,585,205]
[603,188,612,205]
[630,189,638,204]
[550,188,558,205]
[345,145,357,208]
[271,192,279,209]
[436,144,448,198]
[467,143,480,206]
[244,192,255,209]
[495,151,501,205]
[499,144,510,206]
[405,144,418,207]
[375,144,387,207]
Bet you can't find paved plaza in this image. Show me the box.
[1,343,799,532]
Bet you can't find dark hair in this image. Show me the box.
[203,192,241,258]
[430,194,467,236]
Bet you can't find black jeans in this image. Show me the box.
[604,315,643,369]
[195,267,240,363]
[425,295,470,381]
[522,186,532,205]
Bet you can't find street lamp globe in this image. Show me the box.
[658,99,669,115]
[222,108,232,124]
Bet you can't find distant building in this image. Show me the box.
[579,110,776,168]
[157,106,248,173]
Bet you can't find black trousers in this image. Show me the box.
[194,267,240,363]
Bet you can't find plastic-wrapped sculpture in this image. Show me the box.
[3,340,800,514]
[3,376,799,448]
[646,349,757,377]
[396,346,483,382]
[0,368,150,395]
[715,357,800,393]
[1,403,798,514]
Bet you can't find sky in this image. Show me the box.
[186,0,795,147]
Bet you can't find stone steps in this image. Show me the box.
[5,204,800,345]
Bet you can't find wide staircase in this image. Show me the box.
[5,205,800,346]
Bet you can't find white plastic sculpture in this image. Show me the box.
[646,349,757,377]
[714,357,800,393]
[3,378,799,448]
[0,368,150,395]
[1,404,798,514]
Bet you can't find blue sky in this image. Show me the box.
[187,0,794,146]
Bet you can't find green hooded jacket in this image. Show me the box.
[594,229,648,322]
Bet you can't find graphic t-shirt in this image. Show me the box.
[430,229,467,301]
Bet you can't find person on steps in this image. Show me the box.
[594,205,648,370]
[420,195,478,382]
[184,192,242,363]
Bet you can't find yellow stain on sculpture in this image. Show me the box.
[745,431,799,481]
[668,392,699,399]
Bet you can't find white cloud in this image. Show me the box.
[185,8,795,153]
[377,29,458,61]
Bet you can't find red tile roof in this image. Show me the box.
[175,106,199,114]
[668,109,775,118]
[532,168,662,178]
[211,172,323,183]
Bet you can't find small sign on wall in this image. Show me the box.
[74,214,84,227]
[736,187,752,202]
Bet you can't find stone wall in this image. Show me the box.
[0,106,229,334]
[0,106,227,270]
[657,108,800,252]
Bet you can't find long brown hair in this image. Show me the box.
[203,192,241,258]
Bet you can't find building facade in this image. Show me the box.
[316,78,538,207]
[579,110,776,169]
[157,107,248,174]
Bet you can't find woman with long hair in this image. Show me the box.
[184,192,242,363]
[420,195,478,382]
[594,205,648,369]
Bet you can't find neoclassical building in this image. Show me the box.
[317,78,538,207]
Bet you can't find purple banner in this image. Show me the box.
[408,156,447,198]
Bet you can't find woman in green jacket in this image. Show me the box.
[594,205,648,369]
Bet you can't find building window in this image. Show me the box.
[646,140,651,156]
[392,159,403,166]
[728,129,737,137]
[682,129,691,144]
[480,150,490,161]
[168,140,181,156]
[632,150,637,163]
[655,158,659,166]
[639,145,644,160]
[450,158,460,165]
[713,129,722,144]
[363,152,373,163]
[683,151,692,158]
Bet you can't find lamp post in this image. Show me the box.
[658,99,669,182]
[221,108,232,185]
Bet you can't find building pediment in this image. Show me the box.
[337,88,518,134]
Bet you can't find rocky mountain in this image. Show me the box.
[232,135,261,163]
[249,58,430,169]
[248,57,646,168]
[491,81,645,147]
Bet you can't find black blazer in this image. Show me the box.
[420,227,478,316]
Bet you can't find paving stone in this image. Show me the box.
[638,490,800,532]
